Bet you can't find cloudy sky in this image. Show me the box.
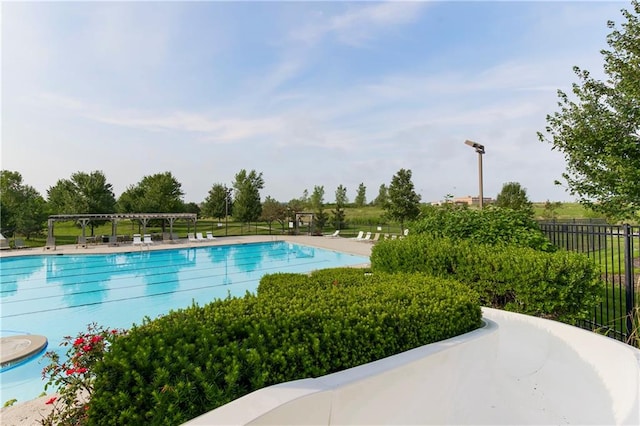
[2,1,629,204]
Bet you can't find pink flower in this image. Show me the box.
[73,337,85,346]
[45,396,57,405]
[66,368,76,375]
[82,345,92,352]
[90,335,103,343]
[76,367,88,374]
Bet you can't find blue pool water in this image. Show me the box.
[0,241,369,403]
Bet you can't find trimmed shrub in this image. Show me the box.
[87,269,481,425]
[411,205,555,252]
[371,236,601,322]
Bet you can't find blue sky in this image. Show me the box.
[2,1,629,204]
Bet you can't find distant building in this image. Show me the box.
[452,195,494,206]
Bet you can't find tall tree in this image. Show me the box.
[385,169,421,230]
[232,169,264,223]
[260,196,287,233]
[202,184,232,220]
[495,182,534,216]
[538,1,640,220]
[47,171,116,215]
[0,170,48,238]
[373,183,388,207]
[117,171,184,213]
[354,183,366,207]
[332,184,347,230]
[310,185,328,233]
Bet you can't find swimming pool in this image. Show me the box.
[0,241,369,403]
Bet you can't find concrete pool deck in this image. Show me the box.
[0,234,372,425]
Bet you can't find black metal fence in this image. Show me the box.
[538,221,639,346]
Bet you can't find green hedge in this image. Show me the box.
[87,268,481,425]
[370,236,602,322]
[411,205,556,252]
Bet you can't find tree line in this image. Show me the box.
[0,168,424,238]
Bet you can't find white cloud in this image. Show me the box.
[289,1,428,46]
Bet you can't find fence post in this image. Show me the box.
[623,224,634,339]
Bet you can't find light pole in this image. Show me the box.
[225,186,232,236]
[464,140,485,209]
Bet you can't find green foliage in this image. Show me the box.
[371,236,602,322]
[310,186,328,232]
[260,196,287,232]
[539,1,640,221]
[0,170,48,238]
[332,185,347,229]
[412,204,555,251]
[373,183,388,207]
[117,172,185,213]
[495,182,534,216]
[41,324,127,426]
[88,269,481,425]
[540,200,563,220]
[354,183,366,207]
[47,171,116,216]
[232,169,264,223]
[385,169,421,229]
[202,184,231,220]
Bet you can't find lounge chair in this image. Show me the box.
[188,233,197,243]
[206,231,216,241]
[352,231,364,240]
[361,232,372,242]
[325,230,340,238]
[14,238,25,249]
[76,236,87,248]
[196,232,206,242]
[370,233,380,243]
[143,234,153,245]
[132,234,144,247]
[0,233,10,250]
[109,235,118,246]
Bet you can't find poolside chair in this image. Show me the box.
[361,232,372,242]
[143,234,153,245]
[132,234,144,247]
[352,231,364,240]
[206,231,216,241]
[1,233,10,250]
[325,230,340,238]
[76,236,87,248]
[188,233,197,243]
[14,238,26,249]
[370,233,381,243]
[196,232,206,242]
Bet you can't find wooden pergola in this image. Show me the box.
[45,213,198,249]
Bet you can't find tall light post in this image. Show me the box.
[225,186,232,236]
[464,140,485,209]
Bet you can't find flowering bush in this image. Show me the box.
[40,323,126,425]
